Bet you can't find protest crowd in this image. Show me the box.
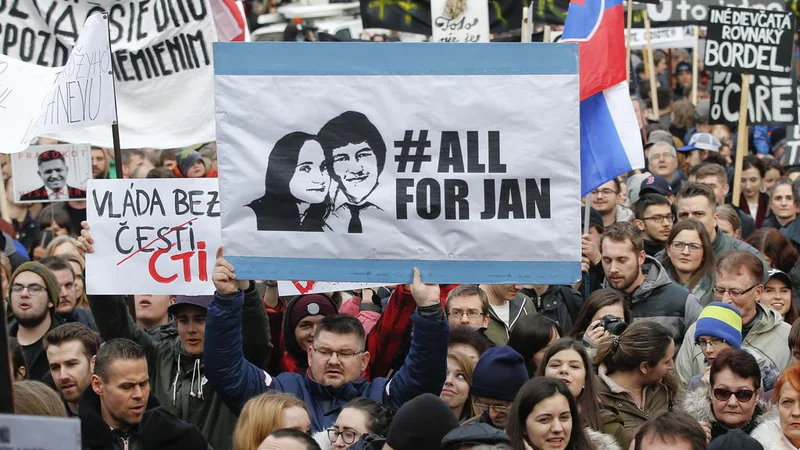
[8,1,800,450]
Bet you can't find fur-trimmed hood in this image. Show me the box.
[750,418,794,450]
[681,383,777,430]
[586,427,621,450]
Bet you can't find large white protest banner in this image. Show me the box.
[710,72,798,125]
[86,178,221,295]
[643,0,784,26]
[704,6,795,77]
[279,281,390,296]
[0,414,81,450]
[430,0,491,42]
[11,144,92,203]
[216,43,581,284]
[0,0,217,149]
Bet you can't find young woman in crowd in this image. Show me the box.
[739,155,769,228]
[762,157,786,193]
[506,377,594,450]
[747,228,798,273]
[661,219,715,306]
[507,314,562,376]
[683,348,777,442]
[569,289,631,348]
[716,205,742,238]
[538,338,624,449]
[752,366,800,449]
[594,321,679,446]
[448,326,492,364]
[45,235,82,259]
[440,352,476,422]
[233,392,311,450]
[13,380,67,417]
[320,398,393,450]
[761,269,799,325]
[268,294,338,374]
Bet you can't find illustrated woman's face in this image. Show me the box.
[290,141,330,204]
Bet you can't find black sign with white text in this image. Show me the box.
[705,6,795,77]
[710,72,798,125]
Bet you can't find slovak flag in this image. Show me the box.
[561,0,645,196]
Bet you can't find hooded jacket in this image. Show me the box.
[204,289,449,433]
[525,285,584,333]
[484,293,536,347]
[606,257,703,352]
[675,304,791,386]
[681,382,777,440]
[79,388,209,450]
[749,411,791,449]
[87,284,271,450]
[586,428,622,450]
[712,227,768,269]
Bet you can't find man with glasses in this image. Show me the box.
[648,142,686,194]
[40,256,97,331]
[445,284,491,330]
[8,261,64,381]
[590,179,633,227]
[675,252,790,386]
[633,193,674,257]
[463,346,529,430]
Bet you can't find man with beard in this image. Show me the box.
[91,147,110,179]
[20,150,86,201]
[601,221,702,351]
[633,193,674,257]
[44,322,101,416]
[40,256,97,331]
[8,261,64,381]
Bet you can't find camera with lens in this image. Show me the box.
[601,315,627,335]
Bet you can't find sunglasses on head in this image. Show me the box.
[713,388,755,402]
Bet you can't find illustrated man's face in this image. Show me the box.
[331,141,379,205]
[39,158,67,191]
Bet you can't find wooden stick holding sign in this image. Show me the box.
[522,6,530,43]
[625,0,634,83]
[103,12,124,179]
[644,11,659,120]
[731,75,750,207]
[692,25,699,105]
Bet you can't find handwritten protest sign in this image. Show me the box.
[640,0,784,26]
[710,72,798,125]
[11,144,92,203]
[783,125,800,167]
[624,26,695,50]
[704,6,795,77]
[216,43,581,284]
[0,1,217,149]
[360,0,521,35]
[0,414,80,450]
[279,281,390,296]
[86,178,221,295]
[431,0,491,42]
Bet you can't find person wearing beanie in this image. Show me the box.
[384,393,458,450]
[172,148,207,178]
[462,346,529,430]
[708,429,764,450]
[676,302,742,390]
[8,261,64,381]
[273,294,338,374]
[441,423,511,449]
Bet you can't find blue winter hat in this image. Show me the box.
[694,302,743,349]
[470,347,529,402]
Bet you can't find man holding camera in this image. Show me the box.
[601,222,703,352]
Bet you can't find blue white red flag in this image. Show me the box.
[562,0,645,196]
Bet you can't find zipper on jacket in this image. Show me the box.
[121,436,129,450]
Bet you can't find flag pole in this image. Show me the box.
[644,11,659,120]
[522,5,531,43]
[692,25,699,105]
[731,74,750,207]
[102,11,124,179]
[625,0,634,83]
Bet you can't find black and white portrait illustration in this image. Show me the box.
[247,111,386,233]
[13,144,91,204]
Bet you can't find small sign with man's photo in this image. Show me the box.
[11,144,92,203]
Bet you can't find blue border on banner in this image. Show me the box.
[213,43,579,76]
[227,257,581,284]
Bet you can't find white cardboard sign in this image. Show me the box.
[11,144,92,203]
[278,281,390,296]
[431,0,491,42]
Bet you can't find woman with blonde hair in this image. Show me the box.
[45,235,81,259]
[14,380,67,417]
[440,351,477,422]
[233,392,311,450]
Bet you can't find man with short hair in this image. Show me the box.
[590,179,633,227]
[674,252,791,386]
[40,256,97,330]
[121,148,146,178]
[91,147,110,179]
[43,322,100,416]
[639,174,675,204]
[601,222,702,349]
[133,294,176,342]
[633,193,674,257]
[675,182,766,267]
[648,142,685,193]
[8,261,64,381]
[20,150,87,201]
[633,411,707,450]
[258,429,321,450]
[445,285,490,330]
[79,338,209,449]
[462,347,528,430]
[206,263,449,433]
[690,163,755,238]
[477,284,535,347]
[677,132,722,170]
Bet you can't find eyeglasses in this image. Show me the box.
[695,338,727,349]
[448,310,485,319]
[313,347,363,360]
[643,214,674,224]
[327,428,359,444]
[713,388,755,403]
[475,402,511,413]
[713,285,759,298]
[591,188,618,197]
[670,241,703,253]
[11,283,46,294]
[648,152,676,162]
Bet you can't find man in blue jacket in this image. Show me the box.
[205,255,449,432]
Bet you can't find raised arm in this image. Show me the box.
[366,285,418,380]
[241,281,273,370]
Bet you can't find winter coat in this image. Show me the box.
[681,382,778,441]
[738,192,770,229]
[87,284,271,450]
[605,256,703,352]
[675,304,791,386]
[750,413,794,449]
[484,293,536,347]
[586,428,622,450]
[9,313,65,382]
[204,290,449,433]
[526,285,584,333]
[782,217,800,250]
[60,306,98,331]
[79,389,209,450]
[712,226,768,270]
[146,319,178,343]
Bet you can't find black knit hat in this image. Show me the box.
[385,394,459,450]
[10,261,60,310]
[471,346,529,402]
[441,423,511,449]
[707,429,763,450]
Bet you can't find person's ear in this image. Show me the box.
[633,219,646,232]
[307,345,314,367]
[360,351,371,374]
[15,366,27,381]
[639,361,650,376]
[91,374,103,395]
[481,315,490,329]
[638,250,646,266]
[723,183,730,197]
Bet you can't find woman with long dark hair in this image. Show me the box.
[248,132,331,231]
[660,219,716,306]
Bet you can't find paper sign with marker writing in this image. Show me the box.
[279,281,390,296]
[0,414,81,450]
[86,178,221,295]
[431,0,490,42]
